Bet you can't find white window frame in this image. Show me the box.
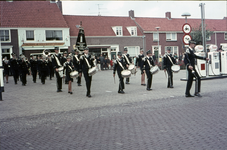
[26,30,35,41]
[126,26,137,36]
[112,26,123,36]
[225,32,227,40]
[45,30,63,41]
[206,34,211,41]
[152,45,161,55]
[165,46,178,56]
[153,33,159,41]
[0,30,11,43]
[166,33,177,41]
[124,46,140,57]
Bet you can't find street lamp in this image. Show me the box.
[155,27,160,63]
[181,12,191,23]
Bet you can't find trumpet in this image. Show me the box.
[43,49,50,57]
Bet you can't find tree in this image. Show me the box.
[190,23,213,45]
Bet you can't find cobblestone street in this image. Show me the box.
[1,70,227,150]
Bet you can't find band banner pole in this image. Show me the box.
[0,41,4,101]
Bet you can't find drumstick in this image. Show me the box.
[164,71,167,78]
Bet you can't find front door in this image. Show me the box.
[154,50,159,59]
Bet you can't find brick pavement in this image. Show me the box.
[0,70,227,149]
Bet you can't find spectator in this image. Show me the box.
[99,54,104,70]
[96,56,101,71]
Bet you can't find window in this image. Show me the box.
[166,33,177,41]
[126,26,137,36]
[112,26,123,36]
[116,27,122,36]
[0,30,10,42]
[26,30,34,41]
[46,30,62,41]
[165,46,178,55]
[153,33,159,41]
[206,35,211,41]
[124,46,140,57]
[225,33,227,40]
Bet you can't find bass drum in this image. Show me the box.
[70,70,79,78]
[171,65,180,73]
[88,67,96,76]
[121,70,131,78]
[150,65,160,75]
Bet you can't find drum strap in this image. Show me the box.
[123,54,130,64]
[147,58,152,69]
[116,60,125,70]
[74,55,80,62]
[84,56,91,68]
[54,54,62,67]
[68,64,73,72]
[167,55,174,65]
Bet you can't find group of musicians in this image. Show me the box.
[3,40,208,98]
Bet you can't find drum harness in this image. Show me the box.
[166,54,174,86]
[54,54,63,77]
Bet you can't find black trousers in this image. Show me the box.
[145,70,153,89]
[77,76,81,84]
[21,72,27,85]
[185,68,201,95]
[166,67,173,87]
[12,69,19,84]
[117,73,124,91]
[83,71,92,95]
[126,77,130,83]
[32,70,37,82]
[41,71,47,84]
[55,71,62,90]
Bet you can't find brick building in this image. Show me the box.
[0,1,70,59]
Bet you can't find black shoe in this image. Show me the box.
[68,91,70,93]
[42,82,45,84]
[22,84,26,86]
[146,88,152,91]
[50,79,52,80]
[15,82,17,85]
[167,86,170,88]
[6,82,8,83]
[78,84,82,86]
[57,89,62,92]
[70,92,73,94]
[194,93,202,97]
[86,95,91,98]
[185,94,194,97]
[169,86,174,88]
[126,82,130,84]
[118,91,125,94]
[33,81,36,83]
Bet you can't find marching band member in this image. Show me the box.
[19,55,29,86]
[137,49,146,86]
[184,40,209,97]
[113,52,127,94]
[73,49,82,86]
[123,48,132,84]
[9,53,19,84]
[163,48,176,88]
[79,47,95,98]
[62,51,68,84]
[30,55,38,83]
[64,56,74,94]
[48,55,54,80]
[38,55,48,84]
[52,47,63,92]
[142,50,155,91]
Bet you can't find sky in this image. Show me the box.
[62,1,227,19]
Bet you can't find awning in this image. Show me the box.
[88,46,110,49]
[21,43,68,50]
[22,43,65,47]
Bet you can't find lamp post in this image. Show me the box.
[155,27,160,63]
[181,12,191,23]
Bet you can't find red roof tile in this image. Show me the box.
[63,15,143,36]
[135,17,227,32]
[0,1,68,28]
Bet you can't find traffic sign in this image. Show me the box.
[183,34,192,45]
[182,23,192,34]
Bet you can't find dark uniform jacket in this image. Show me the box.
[38,60,48,72]
[73,54,81,72]
[20,60,29,73]
[113,58,127,77]
[30,59,38,71]
[123,53,132,65]
[52,53,63,69]
[141,56,155,71]
[9,58,19,71]
[79,54,95,73]
[184,47,206,69]
[136,54,144,67]
[64,61,74,80]
[163,53,176,69]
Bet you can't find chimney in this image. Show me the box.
[57,0,62,14]
[129,10,135,18]
[165,12,171,20]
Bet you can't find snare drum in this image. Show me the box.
[121,70,131,78]
[88,67,96,76]
[128,64,135,71]
[70,70,79,78]
[171,65,180,73]
[150,65,160,75]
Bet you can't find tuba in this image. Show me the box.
[43,49,50,57]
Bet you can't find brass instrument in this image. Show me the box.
[43,49,50,57]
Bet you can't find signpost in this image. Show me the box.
[0,42,4,101]
[182,23,192,45]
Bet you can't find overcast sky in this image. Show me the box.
[62,1,227,19]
